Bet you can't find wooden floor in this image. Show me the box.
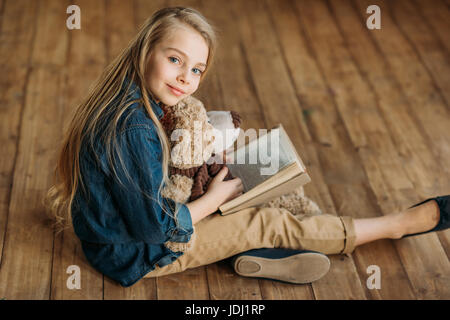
[0,0,449,300]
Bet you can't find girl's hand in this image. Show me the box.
[186,166,243,225]
[206,166,243,207]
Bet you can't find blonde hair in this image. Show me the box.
[44,7,218,233]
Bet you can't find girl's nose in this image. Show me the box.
[177,69,190,85]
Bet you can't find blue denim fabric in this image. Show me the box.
[71,77,194,287]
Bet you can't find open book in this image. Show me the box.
[219,123,311,215]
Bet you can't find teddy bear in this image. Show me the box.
[157,95,323,218]
[158,95,240,204]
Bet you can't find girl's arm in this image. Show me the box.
[186,167,243,225]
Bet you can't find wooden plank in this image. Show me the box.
[134,0,168,28]
[327,0,446,197]
[355,0,450,251]
[413,0,450,53]
[156,267,210,300]
[330,2,450,197]
[354,0,450,298]
[206,261,264,300]
[353,0,450,180]
[388,0,450,108]
[231,0,367,299]
[348,0,450,260]
[0,0,37,271]
[105,0,137,63]
[0,0,5,33]
[0,0,68,299]
[50,0,106,300]
[325,0,450,299]
[288,0,419,299]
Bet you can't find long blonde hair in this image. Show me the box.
[44,7,218,233]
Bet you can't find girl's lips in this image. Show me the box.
[167,84,184,96]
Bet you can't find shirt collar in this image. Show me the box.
[122,76,164,120]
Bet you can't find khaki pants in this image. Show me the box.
[144,206,356,278]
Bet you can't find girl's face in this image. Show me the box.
[145,25,209,106]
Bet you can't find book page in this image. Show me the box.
[225,126,302,192]
[220,171,311,215]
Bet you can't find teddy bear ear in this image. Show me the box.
[230,111,241,128]
[206,111,242,154]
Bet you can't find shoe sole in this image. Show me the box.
[232,252,331,284]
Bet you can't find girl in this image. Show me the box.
[45,7,449,288]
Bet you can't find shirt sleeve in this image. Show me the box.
[107,126,194,244]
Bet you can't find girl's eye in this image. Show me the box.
[192,68,203,75]
[169,56,179,64]
[169,56,203,76]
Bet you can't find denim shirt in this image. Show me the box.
[71,77,194,287]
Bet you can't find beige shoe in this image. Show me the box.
[231,248,330,284]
